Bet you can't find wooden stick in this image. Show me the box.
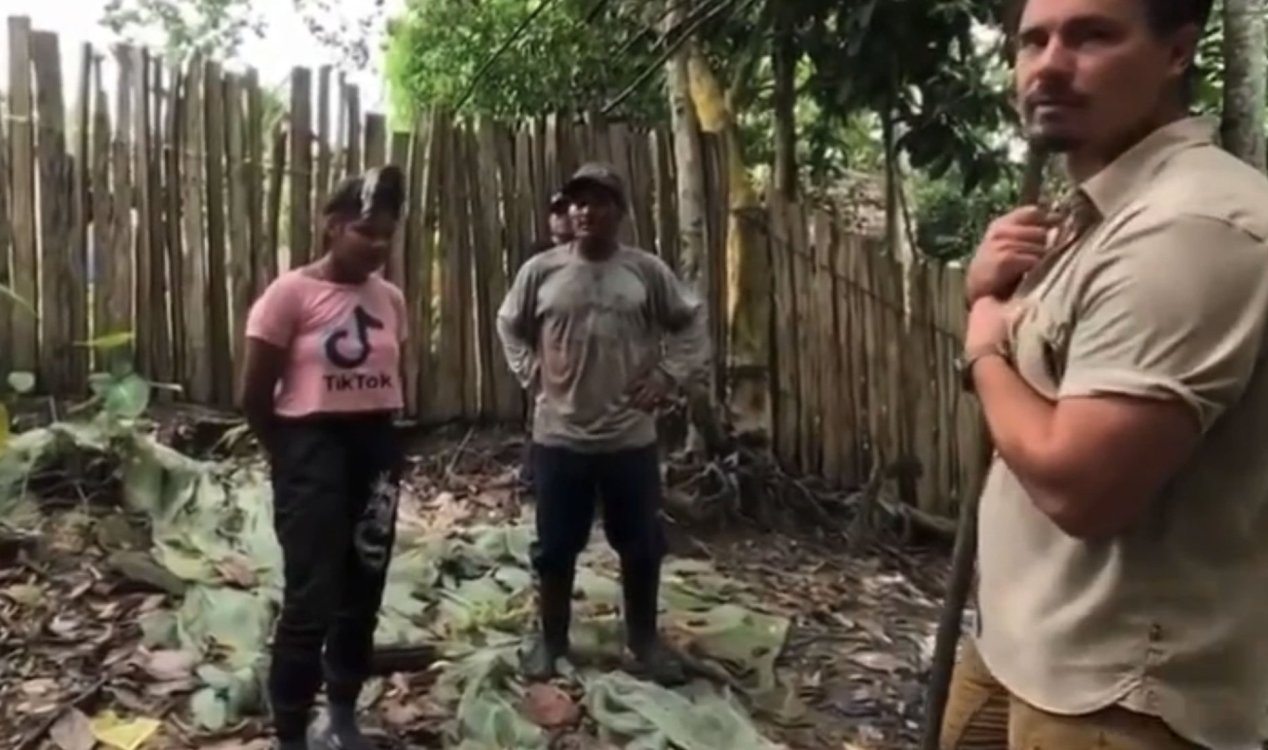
[918,145,1048,750]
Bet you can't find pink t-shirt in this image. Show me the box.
[245,270,407,417]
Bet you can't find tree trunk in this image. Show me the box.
[665,0,727,456]
[772,1,798,198]
[1221,0,1267,170]
[881,104,900,255]
[687,46,770,437]
[665,1,709,289]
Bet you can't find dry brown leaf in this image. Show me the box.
[68,578,95,601]
[423,491,471,532]
[49,708,95,750]
[137,594,167,613]
[3,583,44,607]
[380,699,424,728]
[22,677,57,696]
[215,554,259,588]
[143,649,198,682]
[49,614,81,638]
[201,739,271,750]
[847,651,908,674]
[146,678,197,697]
[522,684,580,729]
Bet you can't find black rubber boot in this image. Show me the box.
[305,703,374,750]
[521,570,574,680]
[622,561,686,686]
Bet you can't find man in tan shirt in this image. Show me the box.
[497,163,708,685]
[943,0,1268,748]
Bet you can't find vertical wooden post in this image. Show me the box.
[204,62,232,407]
[289,67,313,266]
[31,31,73,392]
[8,17,39,375]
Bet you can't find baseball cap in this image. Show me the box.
[560,162,627,210]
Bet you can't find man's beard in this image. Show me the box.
[1026,121,1081,153]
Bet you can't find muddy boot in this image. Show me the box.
[622,562,686,686]
[307,704,373,750]
[521,571,574,680]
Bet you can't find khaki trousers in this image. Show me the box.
[940,642,1201,750]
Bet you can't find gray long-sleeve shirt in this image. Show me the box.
[496,243,709,452]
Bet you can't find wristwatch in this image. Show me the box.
[954,343,1010,393]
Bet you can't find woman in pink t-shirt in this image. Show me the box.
[238,166,408,750]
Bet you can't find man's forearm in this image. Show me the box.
[495,314,538,389]
[243,399,277,450]
[972,355,1067,514]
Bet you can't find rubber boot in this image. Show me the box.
[306,703,373,750]
[622,561,686,686]
[521,570,574,680]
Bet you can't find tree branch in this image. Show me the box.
[455,0,566,111]
[601,0,750,115]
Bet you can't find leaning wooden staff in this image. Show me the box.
[919,144,1049,750]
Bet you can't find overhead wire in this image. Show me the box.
[454,0,566,111]
[600,0,756,115]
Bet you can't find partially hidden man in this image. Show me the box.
[496,163,709,685]
[943,0,1268,748]
[239,167,408,750]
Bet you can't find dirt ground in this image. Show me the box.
[0,417,950,750]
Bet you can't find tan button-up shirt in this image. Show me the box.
[976,117,1268,749]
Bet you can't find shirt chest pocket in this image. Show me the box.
[1010,300,1073,401]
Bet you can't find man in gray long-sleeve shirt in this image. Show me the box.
[496,162,709,684]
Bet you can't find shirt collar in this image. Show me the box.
[1079,116,1216,218]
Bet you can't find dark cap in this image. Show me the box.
[561,162,626,210]
[323,165,406,221]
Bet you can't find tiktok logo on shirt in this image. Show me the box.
[322,305,395,393]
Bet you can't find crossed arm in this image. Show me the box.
[971,214,1268,539]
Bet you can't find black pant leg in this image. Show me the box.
[267,420,351,741]
[596,444,667,568]
[597,444,668,649]
[323,415,403,705]
[530,444,599,577]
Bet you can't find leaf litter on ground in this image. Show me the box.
[0,419,948,749]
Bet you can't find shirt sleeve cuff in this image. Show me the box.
[1058,367,1216,433]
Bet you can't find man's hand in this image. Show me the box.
[966,206,1055,304]
[627,368,673,411]
[965,296,1013,356]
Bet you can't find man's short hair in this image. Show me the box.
[1004,0,1213,102]
[1005,0,1214,35]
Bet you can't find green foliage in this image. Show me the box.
[798,0,1016,191]
[912,164,1017,261]
[100,0,265,62]
[384,0,667,122]
[1192,1,1268,123]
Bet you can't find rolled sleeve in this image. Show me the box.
[646,256,709,384]
[245,275,300,349]
[1058,213,1268,433]
[496,261,540,389]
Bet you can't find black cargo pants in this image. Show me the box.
[530,442,667,576]
[266,413,402,741]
